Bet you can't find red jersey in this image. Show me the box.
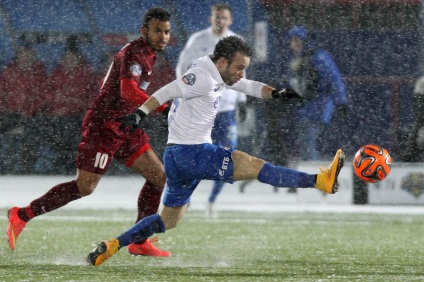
[89,37,157,120]
[77,37,163,173]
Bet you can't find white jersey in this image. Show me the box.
[152,55,265,145]
[176,27,246,113]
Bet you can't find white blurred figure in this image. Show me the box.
[413,76,424,161]
[176,3,246,218]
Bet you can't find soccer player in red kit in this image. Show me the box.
[7,7,172,257]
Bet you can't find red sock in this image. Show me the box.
[18,180,81,222]
[134,181,164,244]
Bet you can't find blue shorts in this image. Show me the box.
[162,143,235,207]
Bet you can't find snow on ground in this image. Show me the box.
[1,175,424,214]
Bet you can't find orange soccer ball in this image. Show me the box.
[353,144,392,183]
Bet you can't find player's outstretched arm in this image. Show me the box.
[231,79,302,100]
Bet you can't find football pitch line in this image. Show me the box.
[1,210,419,225]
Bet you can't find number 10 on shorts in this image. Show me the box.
[94,152,109,169]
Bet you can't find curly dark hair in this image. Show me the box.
[142,7,171,29]
[211,36,253,64]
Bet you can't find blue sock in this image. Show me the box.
[117,214,165,247]
[208,181,225,202]
[257,162,315,188]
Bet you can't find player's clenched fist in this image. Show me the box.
[271,87,303,100]
[116,109,147,132]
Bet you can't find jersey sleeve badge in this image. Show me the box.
[182,73,196,85]
[130,64,142,77]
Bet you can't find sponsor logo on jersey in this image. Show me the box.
[130,64,142,77]
[182,73,196,85]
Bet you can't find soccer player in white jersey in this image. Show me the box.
[176,3,246,217]
[87,36,345,266]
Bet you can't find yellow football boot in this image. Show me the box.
[87,239,120,266]
[315,149,345,194]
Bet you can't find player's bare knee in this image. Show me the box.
[79,187,96,197]
[157,173,166,187]
[75,181,97,196]
[148,171,166,188]
[75,169,101,196]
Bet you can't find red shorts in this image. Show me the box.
[76,109,151,174]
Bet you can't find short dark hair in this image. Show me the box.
[142,7,171,29]
[211,3,232,14]
[211,36,252,64]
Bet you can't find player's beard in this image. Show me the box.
[221,68,237,86]
[146,32,166,52]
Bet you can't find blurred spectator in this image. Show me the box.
[285,26,348,161]
[38,35,97,174]
[409,76,424,161]
[0,36,48,174]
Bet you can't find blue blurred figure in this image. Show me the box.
[287,26,348,161]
